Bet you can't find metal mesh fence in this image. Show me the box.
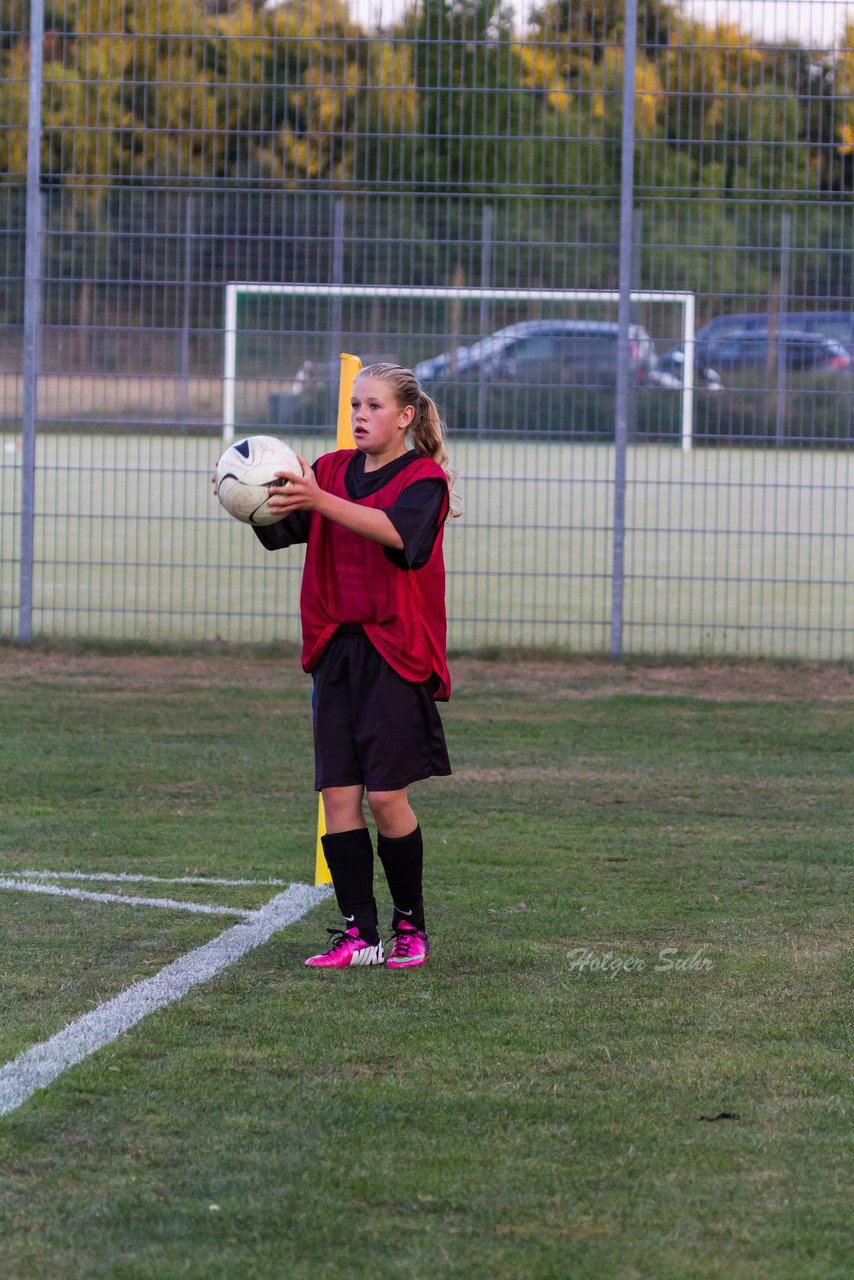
[1,0,852,656]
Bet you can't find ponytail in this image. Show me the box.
[357,363,463,517]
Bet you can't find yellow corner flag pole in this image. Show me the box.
[315,352,362,886]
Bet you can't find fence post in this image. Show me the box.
[775,211,791,448]
[180,193,194,425]
[610,0,639,659]
[477,203,493,438]
[19,0,45,645]
[329,199,345,422]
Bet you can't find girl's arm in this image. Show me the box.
[267,457,404,551]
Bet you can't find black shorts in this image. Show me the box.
[312,627,451,792]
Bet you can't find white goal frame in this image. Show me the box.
[223,283,697,450]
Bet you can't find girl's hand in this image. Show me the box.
[211,461,220,497]
[266,456,321,513]
[266,457,400,549]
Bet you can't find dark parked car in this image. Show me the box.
[411,320,684,437]
[700,329,852,375]
[662,327,851,389]
[414,320,679,390]
[695,311,854,356]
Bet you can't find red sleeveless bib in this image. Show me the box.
[300,451,451,700]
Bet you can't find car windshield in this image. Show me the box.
[511,336,554,362]
[467,329,621,366]
[805,319,851,343]
[555,335,616,361]
[461,331,518,364]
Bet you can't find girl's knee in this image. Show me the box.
[367,789,415,837]
[322,785,365,833]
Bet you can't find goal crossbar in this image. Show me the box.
[223,283,696,448]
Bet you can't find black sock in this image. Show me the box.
[377,826,425,931]
[320,827,379,944]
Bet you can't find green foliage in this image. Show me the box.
[3,0,854,342]
[528,0,679,69]
[3,0,854,198]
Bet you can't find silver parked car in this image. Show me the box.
[414,320,680,389]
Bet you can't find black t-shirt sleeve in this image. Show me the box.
[252,510,312,550]
[252,462,445,565]
[383,478,447,570]
[252,460,316,550]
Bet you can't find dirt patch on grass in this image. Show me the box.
[0,646,852,702]
[450,765,620,786]
[451,655,854,703]
[0,647,304,695]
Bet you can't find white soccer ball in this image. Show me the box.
[215,435,301,526]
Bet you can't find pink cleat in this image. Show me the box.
[304,927,385,969]
[387,920,430,969]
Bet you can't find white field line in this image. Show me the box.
[0,882,331,1118]
[0,877,248,918]
[2,870,292,887]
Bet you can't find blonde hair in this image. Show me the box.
[356,363,462,518]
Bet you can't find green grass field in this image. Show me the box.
[1,433,852,657]
[0,647,852,1279]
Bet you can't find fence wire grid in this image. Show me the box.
[1,0,853,657]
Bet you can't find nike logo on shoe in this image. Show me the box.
[305,933,385,968]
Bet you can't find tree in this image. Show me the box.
[822,23,854,192]
[397,0,537,192]
[527,0,680,77]
[214,0,363,185]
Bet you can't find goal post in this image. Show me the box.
[223,283,697,450]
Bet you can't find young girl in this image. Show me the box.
[256,363,460,969]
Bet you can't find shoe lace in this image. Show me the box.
[324,928,355,951]
[391,927,422,956]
